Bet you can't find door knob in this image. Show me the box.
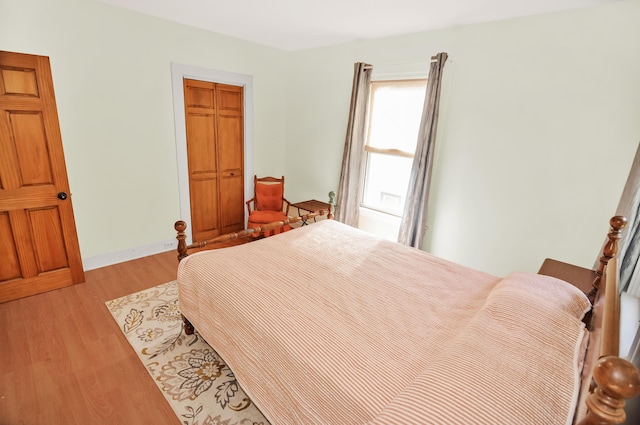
[57,192,68,200]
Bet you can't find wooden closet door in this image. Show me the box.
[0,51,84,302]
[216,84,244,234]
[184,79,220,241]
[183,79,244,241]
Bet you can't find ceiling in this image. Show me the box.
[99,0,617,51]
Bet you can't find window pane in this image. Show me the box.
[362,152,413,216]
[360,80,426,219]
[367,80,426,154]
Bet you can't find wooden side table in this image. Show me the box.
[290,199,331,225]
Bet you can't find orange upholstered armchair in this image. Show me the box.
[246,176,291,237]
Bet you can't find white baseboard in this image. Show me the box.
[82,239,178,271]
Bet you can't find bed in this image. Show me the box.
[174,212,640,424]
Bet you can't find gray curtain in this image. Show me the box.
[618,142,640,295]
[335,62,373,226]
[397,52,448,247]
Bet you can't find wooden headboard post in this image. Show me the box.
[580,356,640,425]
[577,216,640,425]
[587,216,627,304]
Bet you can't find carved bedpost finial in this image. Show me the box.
[328,191,336,220]
[578,356,640,425]
[587,216,627,303]
[175,220,188,262]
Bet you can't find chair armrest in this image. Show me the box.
[283,198,291,215]
[246,198,256,216]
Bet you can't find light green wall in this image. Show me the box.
[285,0,640,275]
[2,0,639,275]
[1,0,289,261]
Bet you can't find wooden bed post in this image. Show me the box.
[175,220,188,262]
[175,220,194,335]
[587,216,627,304]
[578,356,640,425]
[578,215,640,425]
[181,314,195,335]
[328,190,336,220]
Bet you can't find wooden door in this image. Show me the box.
[183,79,244,241]
[0,51,84,303]
[216,84,244,234]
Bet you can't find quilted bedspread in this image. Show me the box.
[177,220,590,425]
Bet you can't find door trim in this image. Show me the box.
[171,62,254,245]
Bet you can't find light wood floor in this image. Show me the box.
[0,251,183,425]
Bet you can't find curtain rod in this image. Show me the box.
[362,58,439,70]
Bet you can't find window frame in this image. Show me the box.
[360,78,427,217]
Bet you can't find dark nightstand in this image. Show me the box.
[538,258,597,295]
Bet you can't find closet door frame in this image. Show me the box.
[171,62,254,245]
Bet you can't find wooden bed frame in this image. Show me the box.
[175,209,332,261]
[578,216,639,424]
[174,214,640,425]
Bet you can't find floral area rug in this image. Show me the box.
[106,281,269,425]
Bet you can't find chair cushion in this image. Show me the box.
[248,210,288,224]
[248,211,291,237]
[255,182,284,211]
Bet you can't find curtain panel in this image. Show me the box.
[397,52,448,248]
[335,62,373,227]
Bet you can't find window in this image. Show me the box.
[361,79,427,216]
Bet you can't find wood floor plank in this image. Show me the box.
[0,250,182,425]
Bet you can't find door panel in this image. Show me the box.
[217,86,242,110]
[216,84,244,232]
[216,85,243,171]
[0,212,21,281]
[184,79,219,241]
[11,112,54,184]
[0,50,84,302]
[187,114,217,173]
[2,67,39,95]
[219,173,244,233]
[217,114,243,170]
[189,177,220,240]
[29,207,69,272]
[185,80,215,109]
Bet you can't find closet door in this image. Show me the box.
[183,79,244,241]
[216,84,244,234]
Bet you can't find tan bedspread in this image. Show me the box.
[177,220,590,424]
